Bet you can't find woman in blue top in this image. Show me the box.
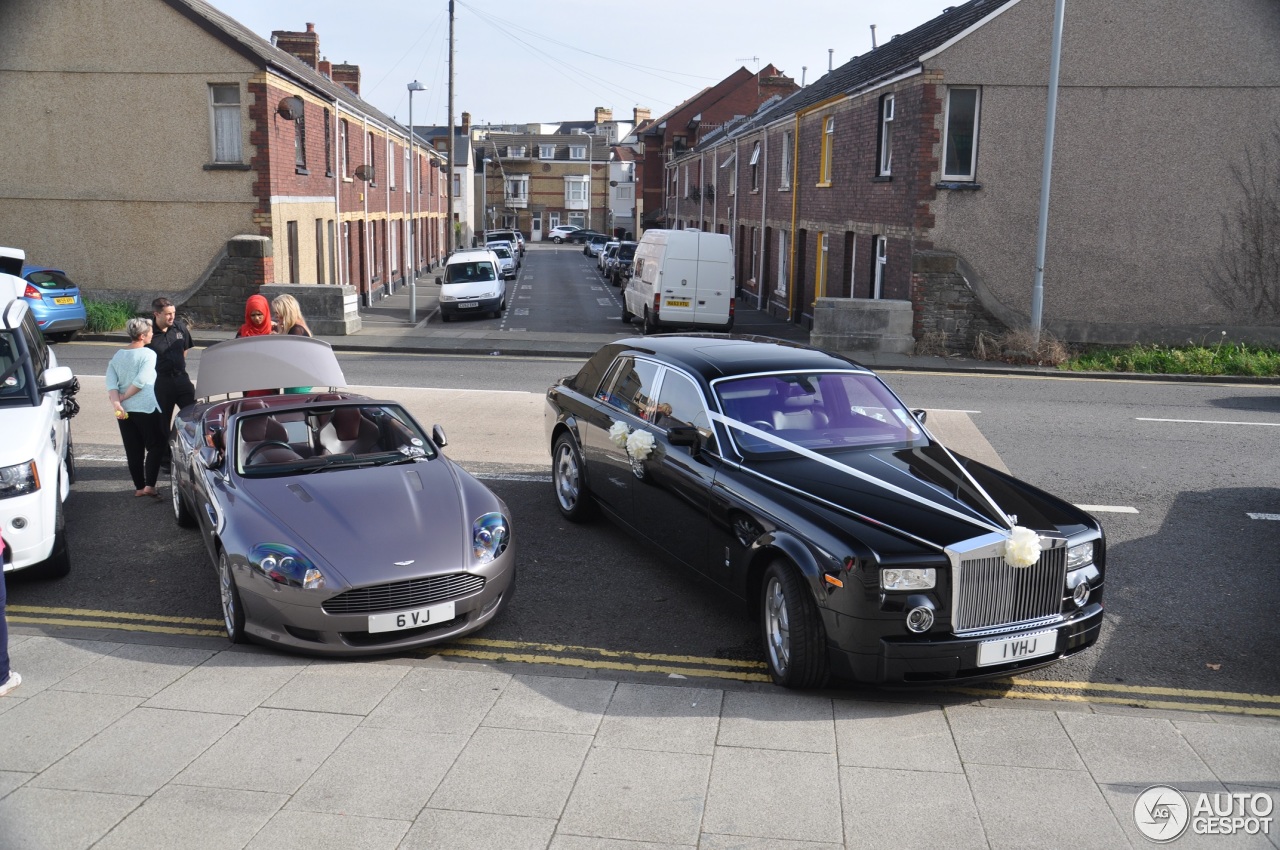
[106,318,165,498]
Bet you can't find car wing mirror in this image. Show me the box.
[431,424,448,448]
[197,445,223,470]
[911,408,927,424]
[39,365,75,392]
[667,424,700,450]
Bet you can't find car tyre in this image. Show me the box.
[441,311,452,323]
[50,330,79,343]
[218,548,247,644]
[621,301,633,324]
[552,433,596,522]
[29,495,71,580]
[172,465,196,528]
[641,307,658,335]
[552,236,563,244]
[760,560,829,689]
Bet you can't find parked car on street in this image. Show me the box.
[437,248,506,321]
[598,242,620,274]
[487,243,519,279]
[547,225,581,243]
[583,234,610,257]
[0,248,87,342]
[169,334,515,654]
[0,261,80,579]
[545,335,1105,688]
[608,241,638,287]
[485,229,522,258]
[564,229,608,245]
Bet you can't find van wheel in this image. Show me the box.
[720,317,735,333]
[642,307,658,335]
[621,301,633,323]
[441,312,452,323]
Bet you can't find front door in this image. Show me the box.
[531,215,542,242]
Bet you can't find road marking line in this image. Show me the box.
[434,648,771,682]
[1247,512,1280,520]
[9,615,223,637]
[1007,676,1280,705]
[949,686,1280,718]
[8,605,222,625]
[1076,505,1139,513]
[474,473,551,482]
[454,636,767,669]
[1137,417,1280,427]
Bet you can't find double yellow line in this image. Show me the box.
[10,605,1280,715]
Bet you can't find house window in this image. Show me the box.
[506,175,529,200]
[209,84,242,162]
[568,212,586,227]
[682,165,691,197]
[508,145,526,158]
[565,176,588,203]
[729,162,737,196]
[943,87,981,181]
[452,173,460,196]
[816,231,829,300]
[390,222,398,273]
[617,184,633,201]
[780,131,792,189]
[366,131,377,185]
[871,235,887,298]
[539,144,555,158]
[877,94,894,176]
[388,138,396,189]
[294,107,307,170]
[820,116,834,184]
[339,119,349,176]
[750,142,761,192]
[777,229,788,296]
[570,145,587,160]
[323,109,333,176]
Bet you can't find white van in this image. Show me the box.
[437,248,506,321]
[622,230,734,334]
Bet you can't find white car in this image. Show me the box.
[547,225,581,243]
[437,248,507,321]
[487,243,518,280]
[1,256,79,578]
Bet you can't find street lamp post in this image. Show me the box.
[407,80,426,323]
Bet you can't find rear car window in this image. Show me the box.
[25,270,75,290]
[596,357,660,419]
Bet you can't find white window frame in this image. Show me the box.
[942,87,981,181]
[777,229,788,296]
[750,142,761,191]
[779,131,792,189]
[508,145,527,158]
[570,145,587,160]
[821,116,835,183]
[817,232,829,298]
[209,84,242,163]
[872,235,887,298]
[539,144,555,158]
[388,138,396,189]
[616,183,633,201]
[878,95,895,177]
[339,119,348,176]
[567,212,586,228]
[682,165,690,197]
[506,174,529,201]
[565,175,589,204]
[848,235,857,295]
[390,222,399,273]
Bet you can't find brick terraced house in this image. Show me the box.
[664,0,1280,352]
[0,0,449,329]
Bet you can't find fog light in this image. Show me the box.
[1072,581,1090,607]
[10,517,26,530]
[905,606,934,633]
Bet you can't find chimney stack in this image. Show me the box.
[318,59,332,79]
[633,107,651,124]
[461,112,471,135]
[594,106,613,124]
[331,62,360,95]
[270,23,320,70]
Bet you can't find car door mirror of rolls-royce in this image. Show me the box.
[911,408,927,424]
[432,424,448,448]
[666,425,700,449]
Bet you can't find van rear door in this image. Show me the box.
[691,234,734,328]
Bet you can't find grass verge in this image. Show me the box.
[1060,341,1280,377]
[84,299,137,333]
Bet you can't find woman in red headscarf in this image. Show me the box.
[237,294,275,338]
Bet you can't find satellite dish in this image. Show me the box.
[354,164,374,181]
[276,96,304,120]
[609,180,618,187]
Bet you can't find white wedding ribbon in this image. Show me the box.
[709,411,1009,537]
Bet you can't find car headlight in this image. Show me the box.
[1066,541,1095,570]
[440,293,456,302]
[248,543,325,589]
[881,567,936,591]
[472,512,510,564]
[479,290,497,299]
[0,461,39,500]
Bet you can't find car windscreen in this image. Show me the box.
[714,371,925,455]
[25,270,76,290]
[0,330,32,406]
[236,404,437,476]
[490,246,512,259]
[444,261,497,283]
[616,245,636,261]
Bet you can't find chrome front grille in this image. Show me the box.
[323,573,486,615]
[953,546,1066,634]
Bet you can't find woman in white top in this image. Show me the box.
[105,317,165,497]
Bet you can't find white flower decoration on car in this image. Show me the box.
[1004,525,1043,569]
[609,420,631,448]
[626,429,655,460]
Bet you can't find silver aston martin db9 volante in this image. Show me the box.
[169,335,515,655]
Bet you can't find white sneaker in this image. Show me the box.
[0,672,21,697]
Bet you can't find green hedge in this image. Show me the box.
[83,299,137,333]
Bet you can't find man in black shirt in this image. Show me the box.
[147,297,195,475]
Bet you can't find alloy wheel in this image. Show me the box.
[764,576,791,675]
[554,441,580,512]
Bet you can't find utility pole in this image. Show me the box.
[446,0,456,256]
[1030,0,1067,346]
[407,80,425,323]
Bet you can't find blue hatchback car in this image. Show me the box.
[20,262,87,342]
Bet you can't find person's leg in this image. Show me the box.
[118,417,146,490]
[154,377,177,468]
[0,564,12,692]
[140,412,165,489]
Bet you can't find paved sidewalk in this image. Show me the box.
[3,631,1278,849]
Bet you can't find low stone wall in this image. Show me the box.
[911,252,1008,354]
[179,236,272,329]
[809,298,915,355]
[259,283,361,335]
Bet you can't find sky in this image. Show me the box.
[205,0,958,129]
